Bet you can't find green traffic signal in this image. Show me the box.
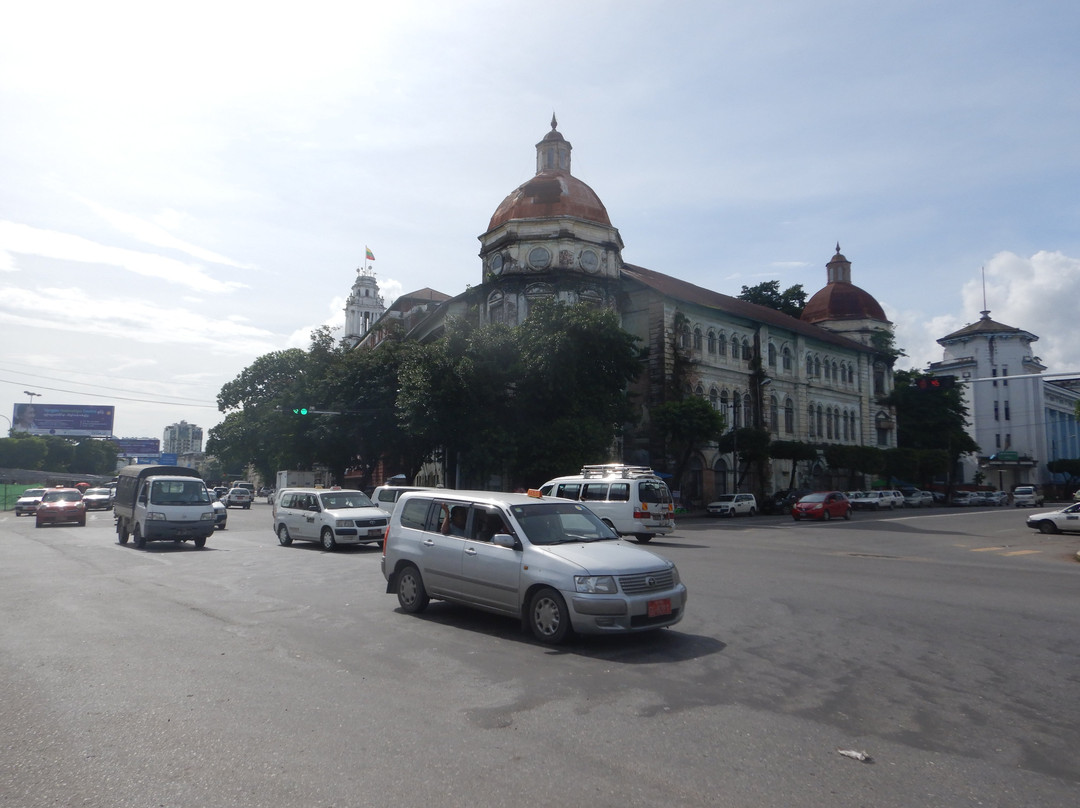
[292,407,308,415]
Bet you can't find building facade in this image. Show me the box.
[357,119,898,500]
[928,311,1080,492]
[163,420,203,455]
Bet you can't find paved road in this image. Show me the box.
[1,503,1077,807]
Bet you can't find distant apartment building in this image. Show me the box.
[163,421,203,455]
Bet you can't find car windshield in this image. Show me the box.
[509,501,618,545]
[319,491,375,510]
[85,488,110,496]
[800,493,827,503]
[22,489,46,497]
[150,480,211,504]
[42,490,81,502]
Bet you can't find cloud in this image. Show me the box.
[0,284,279,355]
[0,221,247,294]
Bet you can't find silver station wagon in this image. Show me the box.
[381,489,687,644]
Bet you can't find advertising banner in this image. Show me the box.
[12,403,115,437]
[111,438,161,456]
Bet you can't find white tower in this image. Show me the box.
[344,267,386,347]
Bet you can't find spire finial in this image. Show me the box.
[835,241,841,254]
[551,112,558,131]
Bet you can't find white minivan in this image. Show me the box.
[273,488,389,550]
[538,465,675,543]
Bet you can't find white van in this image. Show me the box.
[273,488,389,550]
[371,485,439,517]
[538,465,674,543]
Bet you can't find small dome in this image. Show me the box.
[488,171,611,230]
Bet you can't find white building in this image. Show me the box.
[343,267,386,348]
[928,310,1080,491]
[163,420,203,455]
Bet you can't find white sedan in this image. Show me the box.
[1026,503,1080,534]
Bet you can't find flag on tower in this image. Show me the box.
[365,247,375,261]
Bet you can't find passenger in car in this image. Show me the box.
[441,505,469,536]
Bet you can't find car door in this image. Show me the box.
[418,500,472,600]
[459,505,522,614]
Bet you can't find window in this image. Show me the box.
[826,408,833,439]
[693,327,703,351]
[707,330,716,354]
[742,339,752,360]
[806,356,814,376]
[768,343,777,367]
[718,333,727,356]
[770,395,779,434]
[782,347,792,371]
[608,483,630,502]
[399,497,431,530]
[709,387,718,409]
[996,433,1001,449]
[1003,367,1008,386]
[816,405,824,437]
[733,393,742,427]
[992,368,998,387]
[581,483,609,501]
[994,401,1000,421]
[807,405,815,437]
[679,323,690,349]
[814,358,822,377]
[1004,401,1010,421]
[742,393,752,426]
[731,336,740,358]
[832,361,839,381]
[784,398,794,434]
[824,361,831,381]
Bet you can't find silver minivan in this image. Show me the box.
[273,488,388,550]
[381,489,687,644]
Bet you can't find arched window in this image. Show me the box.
[782,347,792,372]
[770,395,779,434]
[693,327,703,351]
[824,361,831,381]
[679,322,690,349]
[731,336,740,359]
[743,393,752,426]
[707,330,716,354]
[806,355,814,376]
[742,339,752,360]
[834,409,840,439]
[733,392,742,427]
[807,404,816,437]
[768,343,777,367]
[709,387,718,409]
[814,357,821,377]
[826,407,834,439]
[718,333,727,356]
[832,361,839,382]
[695,384,704,397]
[784,398,795,434]
[816,404,824,437]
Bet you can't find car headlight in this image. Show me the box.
[336,520,354,528]
[575,575,618,594]
[670,564,681,586]
[147,512,166,520]
[200,512,215,521]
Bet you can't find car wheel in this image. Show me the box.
[792,515,800,521]
[35,520,43,528]
[633,533,653,543]
[748,507,756,517]
[277,524,292,546]
[133,525,146,550]
[1038,520,1060,534]
[321,528,337,551]
[529,587,570,644]
[194,536,207,548]
[78,517,86,526]
[844,508,852,520]
[395,564,429,613]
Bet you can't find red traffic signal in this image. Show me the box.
[915,375,956,390]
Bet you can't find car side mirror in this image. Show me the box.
[492,533,517,549]
[307,504,320,512]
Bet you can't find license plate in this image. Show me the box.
[647,598,672,618]
[367,528,383,536]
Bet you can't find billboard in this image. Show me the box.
[12,403,115,437]
[111,438,161,456]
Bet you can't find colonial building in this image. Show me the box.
[357,119,897,499]
[927,311,1080,491]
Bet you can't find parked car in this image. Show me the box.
[851,491,892,510]
[706,493,757,517]
[950,490,977,506]
[1026,503,1080,534]
[381,489,687,644]
[903,490,935,508]
[224,487,253,509]
[985,490,1009,506]
[791,491,852,521]
[14,487,47,516]
[81,487,113,511]
[35,488,86,527]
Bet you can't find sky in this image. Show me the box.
[2,0,1079,440]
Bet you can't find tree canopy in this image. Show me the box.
[737,280,807,319]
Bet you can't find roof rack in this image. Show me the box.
[579,464,659,479]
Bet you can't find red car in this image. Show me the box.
[35,488,87,527]
[791,491,852,521]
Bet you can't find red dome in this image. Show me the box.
[488,170,611,230]
[802,282,887,324]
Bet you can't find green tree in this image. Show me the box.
[881,369,979,488]
[651,396,726,492]
[738,280,807,319]
[0,436,48,469]
[769,440,820,492]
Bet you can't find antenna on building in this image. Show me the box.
[980,266,990,320]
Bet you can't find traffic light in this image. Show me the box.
[915,375,956,391]
[292,407,308,415]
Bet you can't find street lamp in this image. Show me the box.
[24,391,41,403]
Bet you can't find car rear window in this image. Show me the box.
[399,497,432,530]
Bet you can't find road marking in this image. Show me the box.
[1000,550,1041,556]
